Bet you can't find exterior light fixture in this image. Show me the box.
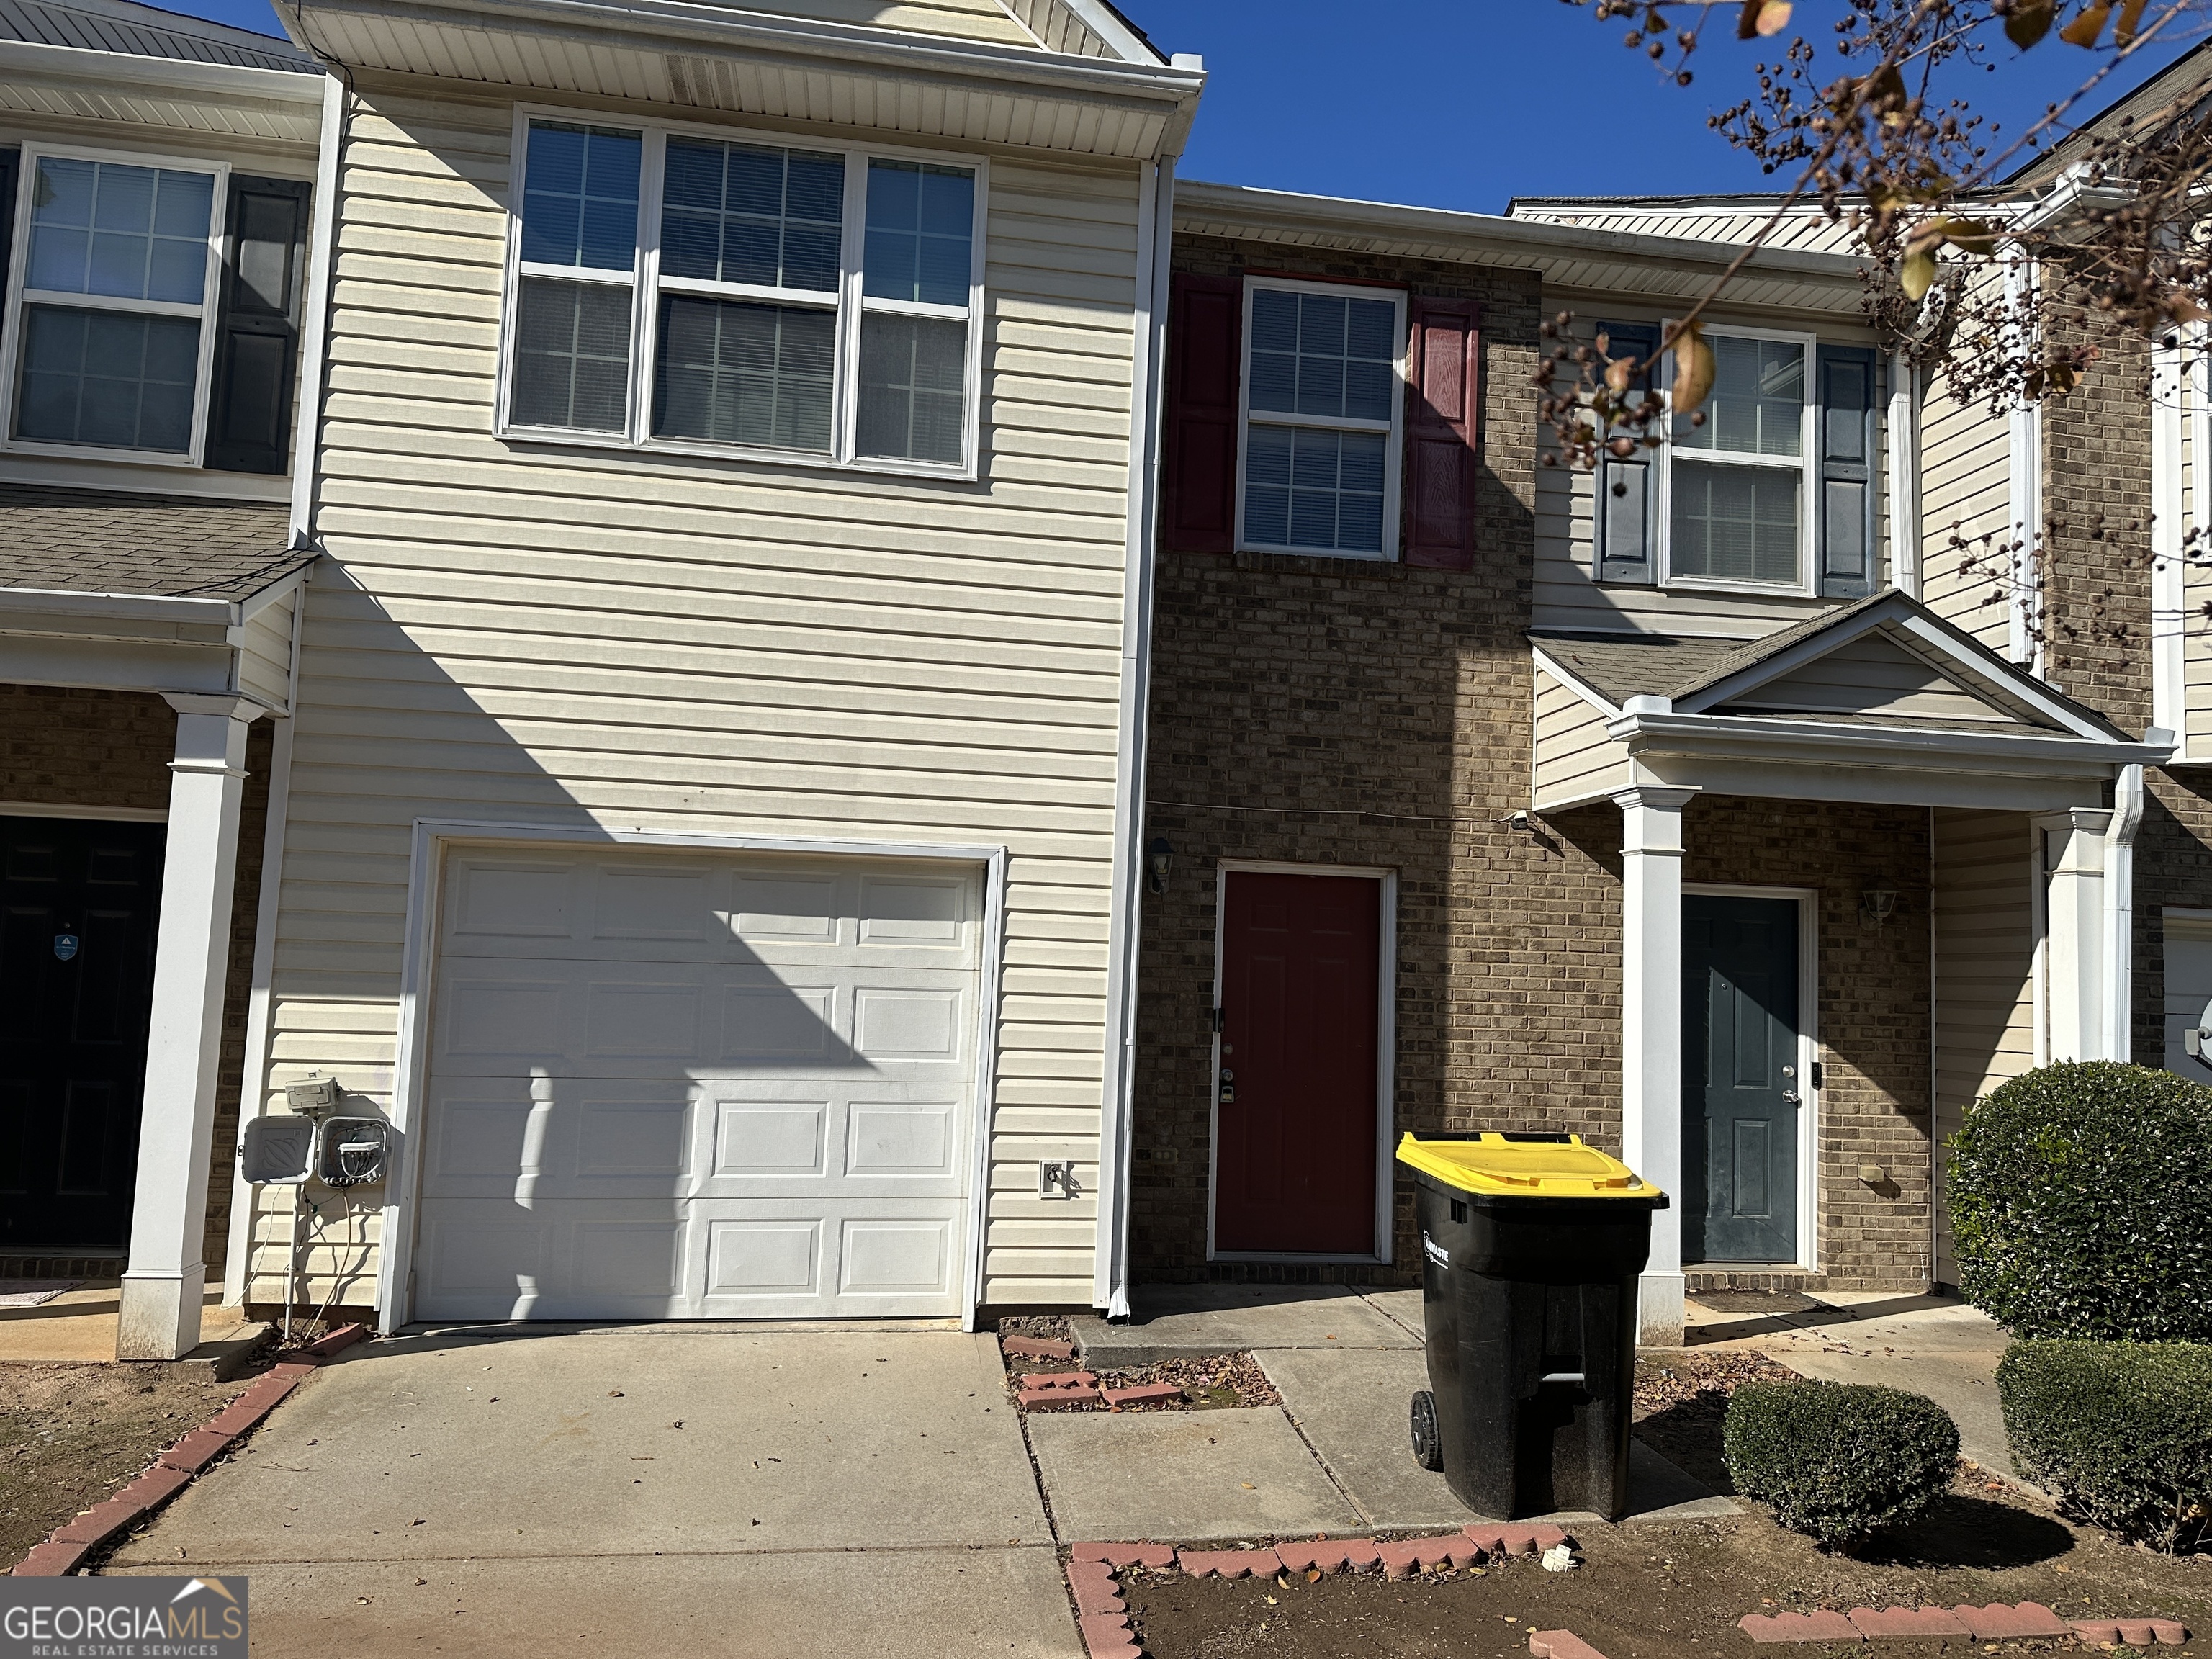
[1861,889,1899,928]
[1146,837,1172,895]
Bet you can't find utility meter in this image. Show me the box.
[313,1116,392,1187]
[2187,1000,2212,1067]
[239,1115,315,1185]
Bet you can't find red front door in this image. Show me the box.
[1213,870,1382,1255]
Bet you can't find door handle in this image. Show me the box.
[1782,1091,1802,1107]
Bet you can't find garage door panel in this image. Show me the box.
[415,847,981,1321]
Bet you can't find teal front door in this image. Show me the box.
[1684,894,1801,1264]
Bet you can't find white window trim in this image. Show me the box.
[1232,274,1406,562]
[1656,319,1821,599]
[0,140,230,469]
[495,104,989,483]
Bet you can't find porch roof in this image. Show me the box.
[0,485,308,603]
[1528,591,2163,815]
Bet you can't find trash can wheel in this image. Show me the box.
[1410,1389,1442,1472]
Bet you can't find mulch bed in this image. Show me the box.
[1630,1348,1800,1493]
[0,1363,254,1569]
[1125,1488,2212,1658]
[1004,1348,1280,1413]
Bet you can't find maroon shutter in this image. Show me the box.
[1160,272,1243,554]
[1401,298,1481,570]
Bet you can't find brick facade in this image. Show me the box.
[1131,236,1935,1292]
[0,683,274,1280]
[2036,318,2212,1069]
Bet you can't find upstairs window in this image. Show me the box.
[1592,320,1878,599]
[503,113,986,477]
[0,144,310,474]
[1236,278,1405,558]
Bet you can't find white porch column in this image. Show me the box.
[2040,807,2113,1064]
[1614,782,1698,1348]
[117,695,258,1361]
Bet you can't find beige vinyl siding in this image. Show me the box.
[246,76,1141,1313]
[1721,634,2020,723]
[1532,305,1887,637]
[235,593,294,710]
[1530,670,1632,810]
[1918,342,2013,652]
[1930,806,2036,1285]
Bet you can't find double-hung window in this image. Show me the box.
[502,112,986,476]
[1665,329,1815,589]
[1593,319,1884,599]
[1236,277,1406,558]
[3,146,225,461]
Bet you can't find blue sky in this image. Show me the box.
[171,0,2195,215]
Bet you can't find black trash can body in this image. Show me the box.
[1402,1133,1664,1521]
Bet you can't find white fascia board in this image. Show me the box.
[294,0,1205,112]
[1051,0,1166,65]
[0,564,305,632]
[1529,645,1624,717]
[1608,708,2168,772]
[0,37,324,104]
[1172,180,1869,302]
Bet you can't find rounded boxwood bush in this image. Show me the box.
[1723,1380,1959,1550]
[1948,1061,2212,1341]
[1999,1339,2212,1552]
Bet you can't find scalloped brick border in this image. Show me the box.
[7,1323,367,1578]
[1740,1604,2188,1646]
[1064,1524,1575,1657]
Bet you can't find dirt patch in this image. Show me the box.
[1125,1485,2212,1658]
[0,1363,253,1569]
[1630,1348,1799,1493]
[1005,1350,1280,1413]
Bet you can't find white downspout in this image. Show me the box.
[1887,351,1921,598]
[1092,147,1177,1319]
[2105,747,2159,1062]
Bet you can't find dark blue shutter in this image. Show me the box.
[205,174,310,475]
[1595,320,1659,585]
[0,149,18,291]
[1817,344,1879,597]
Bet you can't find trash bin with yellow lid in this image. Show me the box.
[1397,1130,1668,1521]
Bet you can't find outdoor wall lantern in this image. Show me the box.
[1861,889,1900,928]
[1146,838,1173,895]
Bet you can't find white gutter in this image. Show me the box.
[1093,141,1179,1320]
[0,36,322,102]
[287,0,1206,108]
[1606,708,2169,770]
[0,567,306,628]
[2103,739,2162,1061]
[289,70,346,544]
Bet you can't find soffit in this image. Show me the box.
[1172,179,1871,315]
[0,40,325,145]
[279,0,1198,159]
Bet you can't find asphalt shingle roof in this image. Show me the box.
[0,483,311,601]
[0,0,313,71]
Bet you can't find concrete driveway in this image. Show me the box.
[106,1324,1077,1659]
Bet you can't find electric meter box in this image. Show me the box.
[240,1115,315,1185]
[313,1116,392,1187]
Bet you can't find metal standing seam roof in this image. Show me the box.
[0,484,311,601]
[0,0,313,71]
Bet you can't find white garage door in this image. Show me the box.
[412,848,981,1321]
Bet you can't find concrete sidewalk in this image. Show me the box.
[1689,1290,2018,1475]
[106,1325,1079,1659]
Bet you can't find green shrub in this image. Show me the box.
[1948,1061,2212,1341]
[1722,1380,1959,1549]
[1999,1339,2212,1552]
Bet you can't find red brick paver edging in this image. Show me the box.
[1741,1602,2186,1646]
[1064,1526,1576,1658]
[8,1324,367,1577]
[1529,1633,1609,1659]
